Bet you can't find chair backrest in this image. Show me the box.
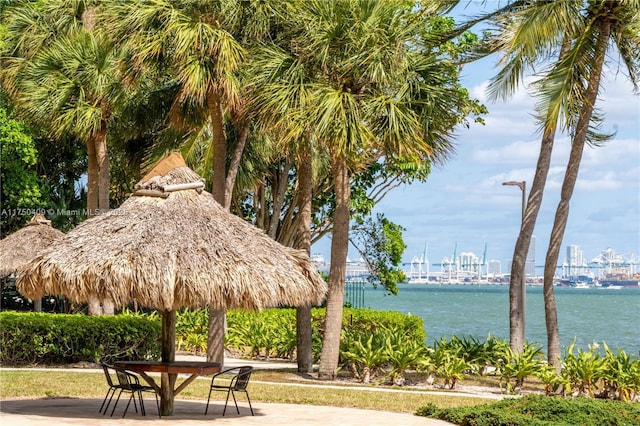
[101,363,116,387]
[114,366,138,390]
[232,366,253,391]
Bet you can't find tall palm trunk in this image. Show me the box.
[207,88,228,364]
[319,153,350,380]
[95,122,110,214]
[268,160,291,239]
[295,135,314,373]
[86,136,102,316]
[509,125,556,352]
[224,119,249,210]
[209,89,228,207]
[509,35,571,352]
[543,18,611,368]
[96,123,115,315]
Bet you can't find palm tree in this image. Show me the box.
[104,0,244,206]
[102,0,247,363]
[540,0,639,367]
[252,0,483,379]
[481,1,578,354]
[1,0,125,315]
[482,0,639,365]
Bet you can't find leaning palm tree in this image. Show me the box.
[539,0,639,367]
[480,1,578,354]
[481,0,639,366]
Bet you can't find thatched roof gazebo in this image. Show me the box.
[0,214,63,278]
[0,214,64,312]
[18,153,326,310]
[17,152,327,414]
[18,150,326,311]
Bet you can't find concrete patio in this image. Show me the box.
[0,397,453,425]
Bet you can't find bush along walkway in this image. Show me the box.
[417,394,640,426]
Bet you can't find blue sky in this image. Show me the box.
[312,8,640,272]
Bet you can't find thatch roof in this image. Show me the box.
[0,215,64,278]
[17,153,327,311]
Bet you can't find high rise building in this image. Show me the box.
[566,244,585,276]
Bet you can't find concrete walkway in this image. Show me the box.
[1,356,457,425]
[0,398,453,425]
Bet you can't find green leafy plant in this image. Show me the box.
[418,394,640,425]
[384,330,427,386]
[496,342,544,393]
[536,362,570,396]
[600,343,640,401]
[561,340,607,397]
[0,311,160,365]
[185,333,207,355]
[341,330,388,384]
[429,342,472,390]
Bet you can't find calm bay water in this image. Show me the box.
[357,284,640,355]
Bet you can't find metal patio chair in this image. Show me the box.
[110,365,160,418]
[99,363,129,415]
[205,366,254,416]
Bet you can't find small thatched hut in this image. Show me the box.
[0,214,63,278]
[0,214,64,311]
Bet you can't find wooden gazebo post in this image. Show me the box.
[160,309,177,416]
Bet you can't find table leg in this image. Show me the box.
[160,372,178,416]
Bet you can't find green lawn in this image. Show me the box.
[0,369,492,413]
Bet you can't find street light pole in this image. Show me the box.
[502,180,526,349]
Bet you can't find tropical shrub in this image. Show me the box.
[223,307,423,365]
[384,329,428,385]
[599,343,640,401]
[226,309,301,359]
[537,362,571,396]
[431,334,508,375]
[0,311,161,365]
[495,342,545,393]
[561,341,607,397]
[340,329,389,384]
[417,394,640,426]
[432,347,471,390]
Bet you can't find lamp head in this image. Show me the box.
[502,181,525,191]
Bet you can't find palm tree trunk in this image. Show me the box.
[319,153,350,380]
[207,88,228,364]
[509,125,556,352]
[95,122,115,315]
[86,138,101,316]
[295,135,314,373]
[95,123,110,213]
[543,18,610,369]
[224,119,249,210]
[208,89,227,207]
[86,139,99,216]
[268,159,291,239]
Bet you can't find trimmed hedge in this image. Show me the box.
[0,311,161,365]
[417,394,640,426]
